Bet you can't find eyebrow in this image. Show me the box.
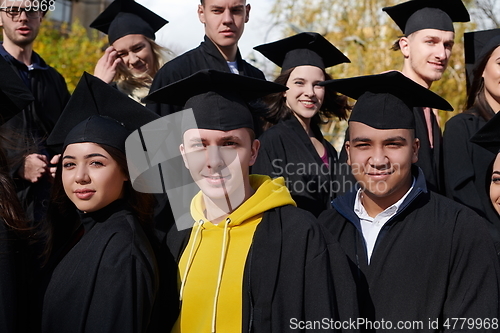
[351,136,408,143]
[62,153,108,160]
[384,136,408,142]
[493,171,500,176]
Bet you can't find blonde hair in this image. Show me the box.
[115,37,174,104]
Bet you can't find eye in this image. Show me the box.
[492,177,500,184]
[132,45,144,53]
[386,142,403,148]
[354,143,370,149]
[293,80,304,86]
[63,162,75,169]
[223,141,238,147]
[117,52,126,58]
[212,8,223,14]
[90,160,105,167]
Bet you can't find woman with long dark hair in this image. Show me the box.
[443,29,500,227]
[251,32,351,217]
[91,0,172,104]
[40,72,172,333]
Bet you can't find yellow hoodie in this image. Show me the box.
[172,175,295,333]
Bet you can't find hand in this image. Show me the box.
[18,153,48,183]
[49,154,60,179]
[94,46,122,84]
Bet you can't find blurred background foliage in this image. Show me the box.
[33,18,108,92]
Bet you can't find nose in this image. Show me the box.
[75,166,91,184]
[18,10,28,22]
[129,52,139,65]
[304,83,315,97]
[435,43,447,60]
[206,146,225,172]
[369,147,390,169]
[222,9,234,25]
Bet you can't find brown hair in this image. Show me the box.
[465,44,500,121]
[261,67,350,130]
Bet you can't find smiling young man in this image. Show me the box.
[0,0,70,223]
[147,0,265,117]
[137,69,354,332]
[319,71,500,332]
[381,0,470,194]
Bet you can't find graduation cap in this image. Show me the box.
[470,111,500,154]
[143,69,287,132]
[319,71,453,130]
[383,0,470,36]
[0,56,34,125]
[47,72,159,153]
[90,0,168,44]
[254,32,350,72]
[464,29,500,89]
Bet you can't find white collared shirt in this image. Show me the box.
[354,178,415,264]
[227,61,239,74]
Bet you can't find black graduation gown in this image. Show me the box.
[159,205,358,332]
[319,167,500,332]
[147,35,265,117]
[252,116,342,217]
[0,220,29,333]
[41,201,160,333]
[0,47,70,223]
[413,107,443,194]
[443,112,499,228]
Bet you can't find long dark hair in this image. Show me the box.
[465,44,500,121]
[43,143,154,261]
[0,142,27,232]
[262,67,350,130]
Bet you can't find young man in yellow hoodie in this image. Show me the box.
[130,69,357,332]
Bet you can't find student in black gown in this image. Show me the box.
[319,71,500,331]
[90,0,171,104]
[0,55,35,333]
[251,32,351,217]
[471,109,500,256]
[133,69,358,332]
[41,72,174,333]
[443,29,500,234]
[375,0,470,194]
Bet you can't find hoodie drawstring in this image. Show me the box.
[211,217,231,333]
[179,220,204,302]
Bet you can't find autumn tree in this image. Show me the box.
[33,18,108,93]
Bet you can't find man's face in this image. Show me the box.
[0,1,43,47]
[400,29,455,87]
[346,122,419,205]
[198,0,250,50]
[180,127,259,204]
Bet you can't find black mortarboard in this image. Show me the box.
[383,0,469,36]
[0,56,33,125]
[143,69,287,132]
[470,111,500,154]
[254,32,350,72]
[90,0,168,44]
[47,72,159,153]
[319,71,453,130]
[464,29,500,89]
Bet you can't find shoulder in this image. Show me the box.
[97,213,155,263]
[258,123,287,143]
[240,59,265,79]
[444,113,478,132]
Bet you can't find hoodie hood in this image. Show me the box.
[190,174,296,225]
